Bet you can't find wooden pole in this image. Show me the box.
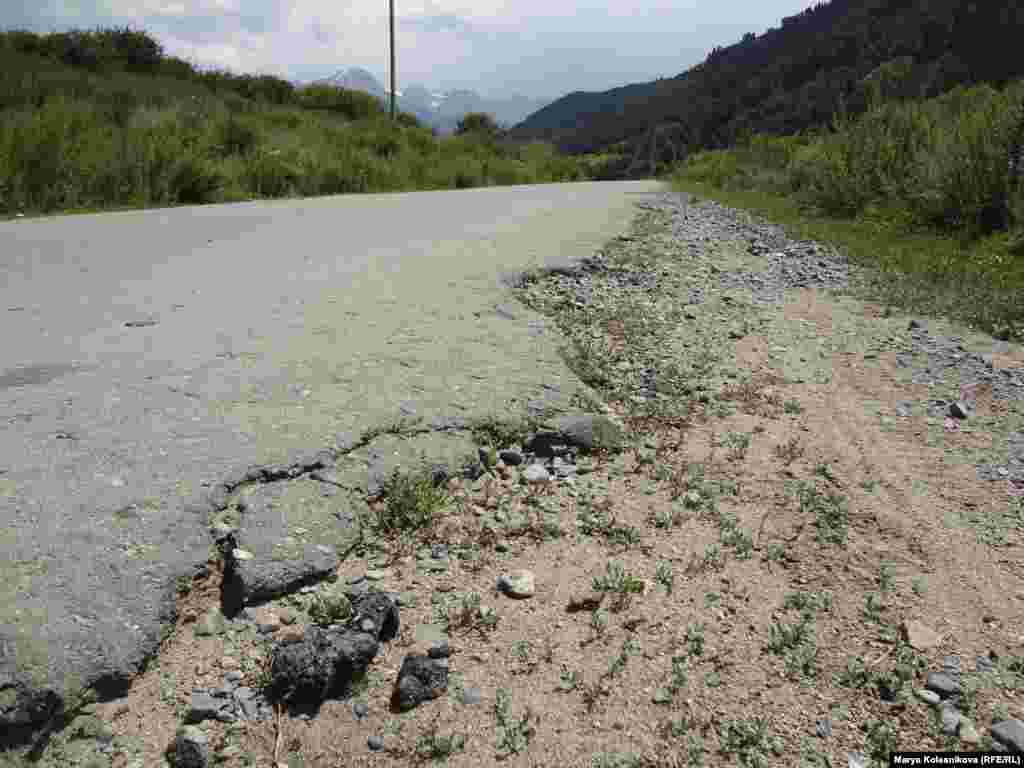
[389,0,396,121]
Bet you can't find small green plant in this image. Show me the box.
[719,718,784,768]
[441,592,499,636]
[655,561,675,595]
[781,590,833,618]
[911,576,927,596]
[764,543,787,563]
[721,431,753,460]
[701,544,725,571]
[878,562,895,593]
[577,500,641,548]
[783,399,803,415]
[558,667,580,692]
[836,656,873,689]
[592,561,645,610]
[774,437,804,465]
[813,462,839,485]
[511,639,531,664]
[306,586,353,627]
[494,688,535,757]
[374,465,451,538]
[415,721,466,763]
[864,719,897,765]
[669,655,689,695]
[590,608,610,638]
[607,638,641,677]
[704,591,721,608]
[685,623,706,658]
[721,525,754,559]
[767,615,818,680]
[862,592,885,623]
[792,481,849,546]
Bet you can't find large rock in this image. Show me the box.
[175,725,210,768]
[349,591,399,642]
[392,654,448,711]
[552,414,626,452]
[269,626,379,714]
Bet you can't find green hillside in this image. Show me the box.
[0,26,588,220]
[511,0,1024,177]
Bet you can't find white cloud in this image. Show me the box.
[25,0,829,99]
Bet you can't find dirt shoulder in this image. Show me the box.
[25,192,1024,768]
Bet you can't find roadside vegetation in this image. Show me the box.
[0,26,594,221]
[668,75,1024,342]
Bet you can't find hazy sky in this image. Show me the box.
[6,0,821,100]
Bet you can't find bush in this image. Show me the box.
[456,112,501,137]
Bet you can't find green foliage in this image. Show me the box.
[0,26,592,219]
[456,111,501,137]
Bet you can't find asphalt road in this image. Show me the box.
[0,180,666,741]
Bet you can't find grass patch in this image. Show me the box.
[671,78,1024,342]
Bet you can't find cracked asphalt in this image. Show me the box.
[0,180,666,742]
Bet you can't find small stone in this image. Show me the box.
[926,671,961,698]
[942,655,962,676]
[461,686,483,706]
[815,718,832,738]
[523,465,550,484]
[992,719,1024,752]
[428,640,450,659]
[916,689,941,705]
[909,319,923,330]
[497,569,535,598]
[499,449,524,466]
[225,670,244,682]
[937,702,961,735]
[368,735,384,752]
[277,625,305,645]
[232,548,254,561]
[848,751,867,768]
[949,401,972,419]
[566,590,604,612]
[175,725,209,768]
[977,655,997,674]
[353,701,369,720]
[901,620,943,651]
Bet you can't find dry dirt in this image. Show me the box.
[34,204,1024,768]
[67,287,1024,768]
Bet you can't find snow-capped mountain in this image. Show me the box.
[302,68,549,134]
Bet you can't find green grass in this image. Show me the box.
[670,78,1024,342]
[0,27,592,221]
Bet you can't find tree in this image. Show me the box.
[456,112,501,137]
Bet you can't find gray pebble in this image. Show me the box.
[462,687,483,706]
[367,735,385,752]
[353,701,368,720]
[926,671,961,698]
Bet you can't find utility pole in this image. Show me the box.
[389,0,396,121]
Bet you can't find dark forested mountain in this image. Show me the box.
[509,0,1024,175]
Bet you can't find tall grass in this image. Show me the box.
[672,78,1024,341]
[0,29,588,219]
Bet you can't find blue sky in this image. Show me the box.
[6,0,821,101]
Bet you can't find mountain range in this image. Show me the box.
[303,68,549,134]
